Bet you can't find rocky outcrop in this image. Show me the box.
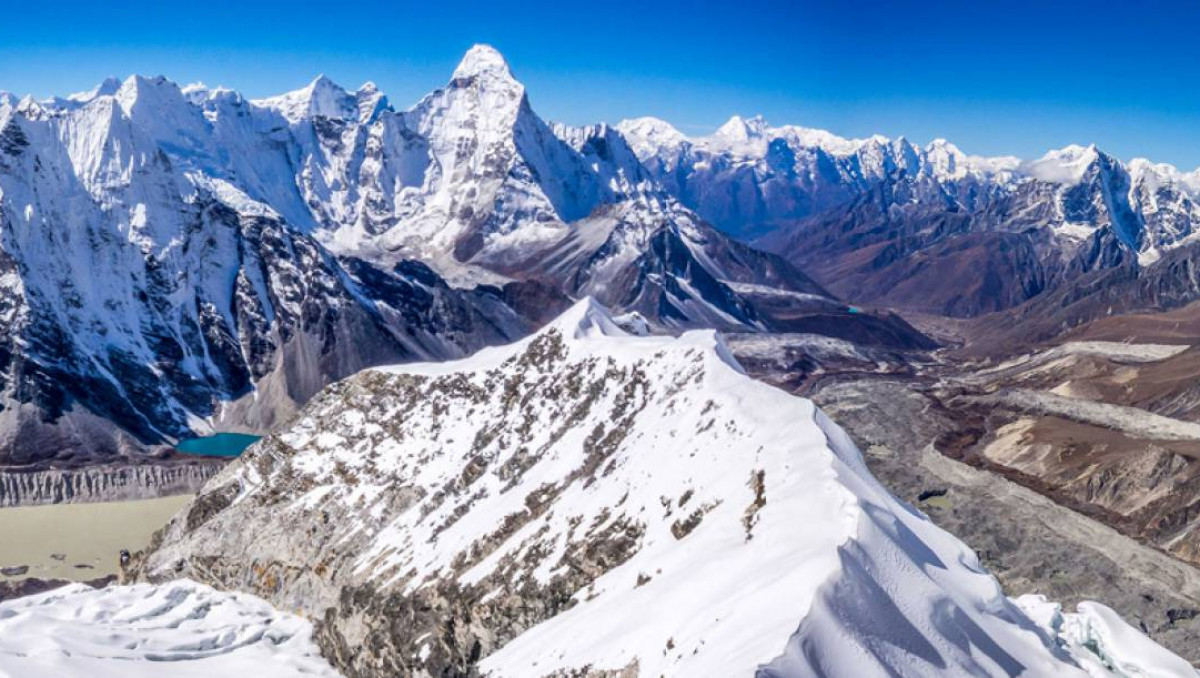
[0,574,114,603]
[0,461,224,507]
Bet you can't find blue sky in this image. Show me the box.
[3,0,1199,167]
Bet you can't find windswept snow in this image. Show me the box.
[0,580,341,678]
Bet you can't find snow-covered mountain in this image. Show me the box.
[618,115,1200,257]
[220,45,918,340]
[619,116,1200,316]
[131,299,1197,677]
[0,77,539,459]
[0,46,937,463]
[617,115,1019,240]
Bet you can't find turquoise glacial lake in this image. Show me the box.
[175,433,262,458]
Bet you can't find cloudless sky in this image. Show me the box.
[3,0,1200,167]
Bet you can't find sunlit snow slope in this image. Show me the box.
[136,299,1196,677]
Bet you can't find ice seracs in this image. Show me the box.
[1015,595,1200,678]
[0,580,342,678]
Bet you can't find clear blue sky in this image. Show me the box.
[3,0,1199,167]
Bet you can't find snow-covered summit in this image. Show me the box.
[1130,157,1200,197]
[924,137,1021,181]
[0,58,543,457]
[67,76,122,104]
[1024,143,1103,184]
[452,43,515,82]
[621,112,1025,180]
[0,45,898,462]
[614,116,690,158]
[619,110,1200,260]
[6,44,1197,460]
[252,74,361,123]
[710,113,769,149]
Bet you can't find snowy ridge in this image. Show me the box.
[0,46,614,459]
[618,115,1199,197]
[1025,144,1103,185]
[617,114,1022,182]
[138,299,1193,677]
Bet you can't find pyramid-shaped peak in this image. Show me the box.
[545,297,627,341]
[1025,143,1105,185]
[253,74,355,123]
[453,44,515,81]
[618,117,686,139]
[308,74,352,101]
[308,74,340,90]
[715,114,769,140]
[68,77,123,103]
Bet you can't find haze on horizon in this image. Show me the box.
[2,0,1199,167]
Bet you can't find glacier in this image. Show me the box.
[0,580,341,678]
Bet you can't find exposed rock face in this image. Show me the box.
[0,461,223,507]
[131,300,1186,677]
[0,574,114,603]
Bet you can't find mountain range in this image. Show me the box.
[619,114,1200,317]
[8,44,1199,460]
[0,45,935,465]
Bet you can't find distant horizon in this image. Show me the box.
[4,0,1200,168]
[8,61,1189,172]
